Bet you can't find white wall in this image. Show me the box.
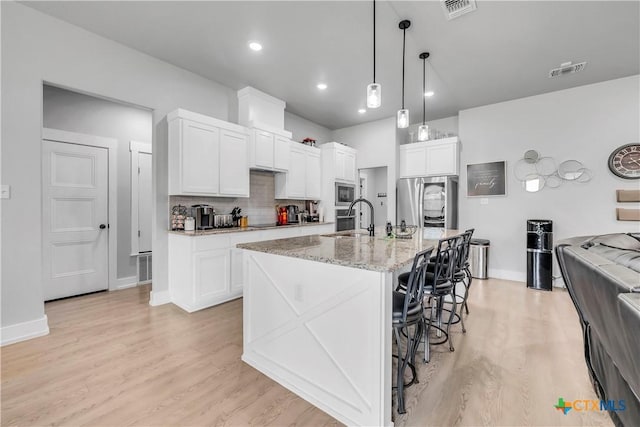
[43,85,152,280]
[332,117,398,224]
[284,111,332,144]
[459,75,640,282]
[1,1,237,335]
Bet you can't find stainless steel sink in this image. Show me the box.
[321,232,370,238]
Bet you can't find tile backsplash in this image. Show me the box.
[169,170,306,226]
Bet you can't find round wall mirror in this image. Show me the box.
[524,150,539,164]
[558,160,584,180]
[523,173,545,192]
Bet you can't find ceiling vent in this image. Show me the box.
[548,61,587,78]
[441,0,477,20]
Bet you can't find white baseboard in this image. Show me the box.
[149,289,171,306]
[488,268,526,283]
[115,275,138,290]
[1,315,49,346]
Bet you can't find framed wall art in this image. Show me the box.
[467,161,507,197]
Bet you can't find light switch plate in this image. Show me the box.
[480,198,489,205]
[0,185,10,199]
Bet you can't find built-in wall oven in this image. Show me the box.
[335,209,356,231]
[335,182,356,206]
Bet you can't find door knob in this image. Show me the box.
[99,224,106,229]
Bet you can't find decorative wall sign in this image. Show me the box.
[467,161,506,197]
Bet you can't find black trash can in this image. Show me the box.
[527,219,553,291]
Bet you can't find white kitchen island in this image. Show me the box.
[238,229,459,426]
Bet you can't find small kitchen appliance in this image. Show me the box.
[305,200,320,222]
[286,205,300,224]
[277,207,288,225]
[192,204,214,230]
[335,183,356,206]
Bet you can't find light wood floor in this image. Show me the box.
[1,280,612,426]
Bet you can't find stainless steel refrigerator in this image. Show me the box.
[396,176,458,229]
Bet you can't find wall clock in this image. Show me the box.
[608,143,640,179]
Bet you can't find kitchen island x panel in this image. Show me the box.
[238,229,459,426]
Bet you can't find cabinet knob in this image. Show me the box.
[99,224,107,229]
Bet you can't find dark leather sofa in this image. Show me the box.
[556,233,640,426]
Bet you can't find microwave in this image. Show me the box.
[335,182,356,206]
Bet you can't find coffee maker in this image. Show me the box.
[286,205,299,224]
[305,200,319,222]
[192,204,214,229]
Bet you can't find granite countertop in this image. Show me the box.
[168,222,333,236]
[237,228,462,273]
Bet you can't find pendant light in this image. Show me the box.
[397,20,411,129]
[418,52,430,141]
[366,0,381,108]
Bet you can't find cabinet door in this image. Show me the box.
[219,129,249,197]
[425,141,458,176]
[288,146,307,198]
[194,248,230,303]
[181,120,220,194]
[306,151,322,199]
[230,247,244,293]
[343,151,356,183]
[254,130,274,169]
[399,144,427,178]
[274,136,291,172]
[335,150,346,181]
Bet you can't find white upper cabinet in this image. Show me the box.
[306,149,322,199]
[274,135,291,171]
[399,142,428,178]
[168,109,250,197]
[339,149,356,183]
[219,129,249,197]
[275,143,321,200]
[253,129,274,169]
[322,142,357,184]
[399,137,459,178]
[248,126,294,172]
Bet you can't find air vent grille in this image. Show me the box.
[138,252,152,284]
[441,0,477,20]
[549,62,587,78]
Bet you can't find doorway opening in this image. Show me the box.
[358,166,388,229]
[42,84,153,301]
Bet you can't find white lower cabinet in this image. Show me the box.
[168,223,334,312]
[194,249,230,302]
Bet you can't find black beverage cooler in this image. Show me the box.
[527,219,553,291]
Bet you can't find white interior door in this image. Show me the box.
[43,140,109,300]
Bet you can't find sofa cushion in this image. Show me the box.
[588,244,640,274]
[582,233,640,251]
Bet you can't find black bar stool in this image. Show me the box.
[422,234,464,362]
[392,248,433,414]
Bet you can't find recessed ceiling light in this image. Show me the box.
[424,91,434,97]
[248,41,262,51]
[358,108,366,114]
[316,83,328,90]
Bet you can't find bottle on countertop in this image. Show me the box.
[386,221,393,237]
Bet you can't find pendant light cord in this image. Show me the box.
[422,57,426,125]
[373,0,376,84]
[401,27,406,109]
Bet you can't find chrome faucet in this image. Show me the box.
[347,197,375,236]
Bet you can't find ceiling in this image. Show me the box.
[24,1,640,130]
